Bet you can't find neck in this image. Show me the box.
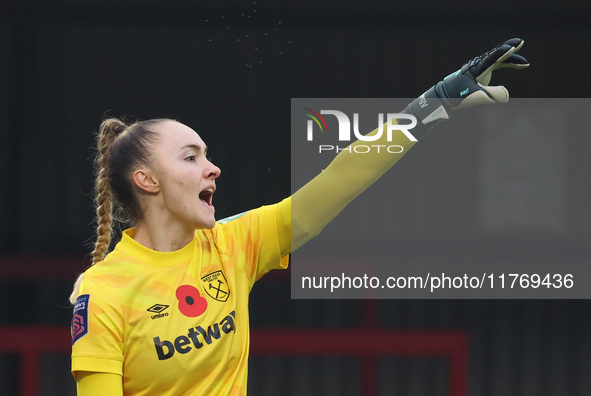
[133,218,194,252]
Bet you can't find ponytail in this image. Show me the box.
[92,118,122,265]
[69,118,124,304]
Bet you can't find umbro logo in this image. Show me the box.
[148,304,170,320]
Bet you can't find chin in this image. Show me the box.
[197,216,217,230]
[203,220,216,229]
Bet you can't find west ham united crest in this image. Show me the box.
[201,270,230,302]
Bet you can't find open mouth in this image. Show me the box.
[199,187,214,208]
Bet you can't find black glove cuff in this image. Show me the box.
[401,86,451,140]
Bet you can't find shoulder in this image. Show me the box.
[216,199,289,230]
[82,253,132,280]
[207,200,289,251]
[79,252,138,299]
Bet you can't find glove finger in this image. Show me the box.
[502,38,525,52]
[484,43,519,69]
[498,53,530,69]
[475,39,525,85]
[477,38,523,69]
[474,38,524,77]
[473,47,515,86]
[475,44,512,71]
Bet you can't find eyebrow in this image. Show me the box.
[181,143,208,155]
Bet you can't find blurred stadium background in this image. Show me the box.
[1,0,590,395]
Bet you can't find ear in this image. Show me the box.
[133,169,160,194]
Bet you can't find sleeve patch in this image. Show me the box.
[71,294,90,345]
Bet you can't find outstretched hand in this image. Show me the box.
[438,37,529,109]
[403,38,529,138]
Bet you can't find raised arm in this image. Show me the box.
[280,38,529,256]
[288,119,415,254]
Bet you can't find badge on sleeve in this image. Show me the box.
[71,294,90,345]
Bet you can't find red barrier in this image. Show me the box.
[0,255,88,280]
[251,329,469,396]
[0,326,468,396]
[0,327,72,396]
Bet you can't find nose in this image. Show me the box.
[205,159,221,179]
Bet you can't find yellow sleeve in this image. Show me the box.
[71,274,124,376]
[255,201,289,280]
[277,196,291,257]
[217,202,290,283]
[290,120,416,252]
[76,372,123,396]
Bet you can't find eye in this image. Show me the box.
[185,155,197,162]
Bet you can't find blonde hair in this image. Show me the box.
[69,117,167,304]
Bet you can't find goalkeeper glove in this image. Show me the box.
[404,37,529,140]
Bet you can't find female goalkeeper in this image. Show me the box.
[70,38,528,395]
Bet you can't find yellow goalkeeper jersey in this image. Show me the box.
[71,200,289,396]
